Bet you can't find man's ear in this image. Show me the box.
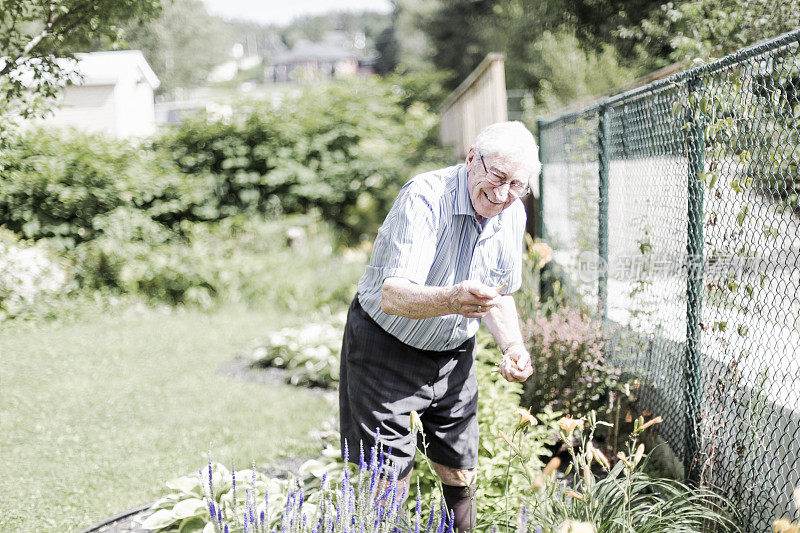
[465,146,475,165]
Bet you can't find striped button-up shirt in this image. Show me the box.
[357,164,525,351]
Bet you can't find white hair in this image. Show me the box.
[473,121,541,187]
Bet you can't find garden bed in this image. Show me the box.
[218,357,337,400]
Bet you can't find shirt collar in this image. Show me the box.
[453,164,475,217]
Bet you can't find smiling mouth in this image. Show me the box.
[483,191,503,205]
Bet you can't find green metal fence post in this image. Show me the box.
[536,117,545,241]
[597,103,610,322]
[684,76,705,482]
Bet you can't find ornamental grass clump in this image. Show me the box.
[503,412,741,533]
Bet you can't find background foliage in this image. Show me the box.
[157,77,449,243]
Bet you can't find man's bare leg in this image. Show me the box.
[374,473,412,511]
[432,461,477,532]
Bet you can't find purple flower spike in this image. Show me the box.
[359,441,365,470]
[322,471,328,488]
[224,525,229,533]
[520,505,528,531]
[343,439,350,464]
[261,510,265,525]
[436,503,447,533]
[343,467,350,497]
[209,501,217,522]
[231,462,237,503]
[217,507,222,524]
[208,454,214,497]
[426,507,435,533]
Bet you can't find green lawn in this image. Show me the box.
[0,303,337,532]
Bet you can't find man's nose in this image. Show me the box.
[493,183,510,202]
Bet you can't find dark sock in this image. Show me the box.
[442,483,477,532]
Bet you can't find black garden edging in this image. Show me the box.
[78,502,155,533]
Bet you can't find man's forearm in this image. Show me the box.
[381,277,456,319]
[484,295,524,353]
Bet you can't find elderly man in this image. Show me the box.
[339,121,539,531]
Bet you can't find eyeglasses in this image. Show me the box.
[480,154,529,197]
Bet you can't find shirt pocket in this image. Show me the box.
[482,267,512,293]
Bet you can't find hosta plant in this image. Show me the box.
[140,461,292,532]
[244,313,346,388]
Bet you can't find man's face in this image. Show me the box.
[466,148,522,219]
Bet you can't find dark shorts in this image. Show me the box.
[339,296,478,479]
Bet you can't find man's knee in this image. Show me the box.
[431,461,476,486]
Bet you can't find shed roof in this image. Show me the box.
[70,50,160,89]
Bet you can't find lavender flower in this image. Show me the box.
[436,501,448,533]
[414,491,422,533]
[231,462,237,509]
[208,453,214,499]
[426,507,435,533]
[209,501,217,523]
[343,439,350,464]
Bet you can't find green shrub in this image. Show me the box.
[68,214,362,310]
[158,78,450,244]
[0,129,210,248]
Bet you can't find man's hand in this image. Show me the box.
[499,344,533,382]
[448,280,500,318]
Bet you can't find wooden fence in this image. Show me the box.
[439,53,508,160]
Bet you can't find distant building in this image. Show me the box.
[266,32,372,83]
[37,50,160,138]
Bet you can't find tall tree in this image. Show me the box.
[617,0,800,67]
[116,0,234,96]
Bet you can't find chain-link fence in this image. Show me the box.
[537,28,800,532]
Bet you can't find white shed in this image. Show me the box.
[39,50,160,138]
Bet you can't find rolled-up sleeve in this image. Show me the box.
[505,203,526,294]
